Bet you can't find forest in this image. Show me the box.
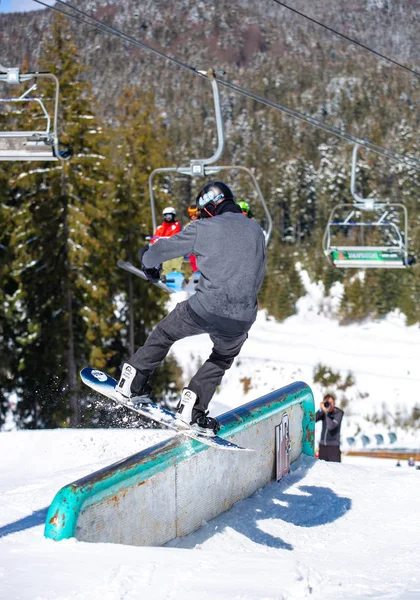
[0,0,419,428]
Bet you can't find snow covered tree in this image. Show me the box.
[280,157,317,245]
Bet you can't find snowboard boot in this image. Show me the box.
[175,388,197,429]
[115,363,152,407]
[191,411,221,437]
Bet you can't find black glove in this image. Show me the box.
[138,244,162,281]
[143,265,162,282]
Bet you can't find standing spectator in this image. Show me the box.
[151,207,183,278]
[315,394,344,463]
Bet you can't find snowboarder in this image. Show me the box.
[115,181,266,435]
[151,206,183,278]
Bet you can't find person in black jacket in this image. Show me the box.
[315,394,344,462]
[115,182,266,436]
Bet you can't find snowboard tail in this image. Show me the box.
[118,259,199,294]
[117,260,175,294]
[80,367,250,452]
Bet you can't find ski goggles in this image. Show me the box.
[197,190,224,208]
[188,206,198,216]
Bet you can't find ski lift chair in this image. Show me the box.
[0,68,73,161]
[148,69,273,245]
[323,145,410,268]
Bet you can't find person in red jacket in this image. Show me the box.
[151,207,183,277]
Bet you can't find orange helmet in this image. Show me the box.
[187,204,199,218]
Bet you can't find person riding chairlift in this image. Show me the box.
[186,204,199,273]
[151,207,183,278]
[237,200,253,219]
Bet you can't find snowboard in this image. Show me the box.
[80,367,251,452]
[164,270,200,294]
[117,260,175,294]
[118,259,199,294]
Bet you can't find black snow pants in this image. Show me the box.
[319,445,341,463]
[128,300,248,414]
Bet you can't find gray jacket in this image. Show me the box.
[142,212,266,334]
[316,408,344,446]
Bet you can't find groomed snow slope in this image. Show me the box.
[2,277,420,599]
[1,429,419,600]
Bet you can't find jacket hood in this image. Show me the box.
[215,200,243,216]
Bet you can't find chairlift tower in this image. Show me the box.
[323,144,410,268]
[148,69,272,245]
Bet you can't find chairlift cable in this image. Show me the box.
[32,0,420,172]
[217,76,420,170]
[270,0,420,79]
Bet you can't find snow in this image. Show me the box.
[1,431,419,599]
[1,272,420,599]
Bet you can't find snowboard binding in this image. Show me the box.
[176,388,220,436]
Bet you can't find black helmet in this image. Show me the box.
[196,181,234,216]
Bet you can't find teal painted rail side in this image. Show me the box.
[44,381,314,541]
[218,381,315,457]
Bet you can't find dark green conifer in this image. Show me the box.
[6,15,115,427]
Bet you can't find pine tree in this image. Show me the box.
[339,273,370,324]
[260,230,304,322]
[0,159,18,427]
[6,15,116,428]
[104,85,180,407]
[0,88,34,427]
